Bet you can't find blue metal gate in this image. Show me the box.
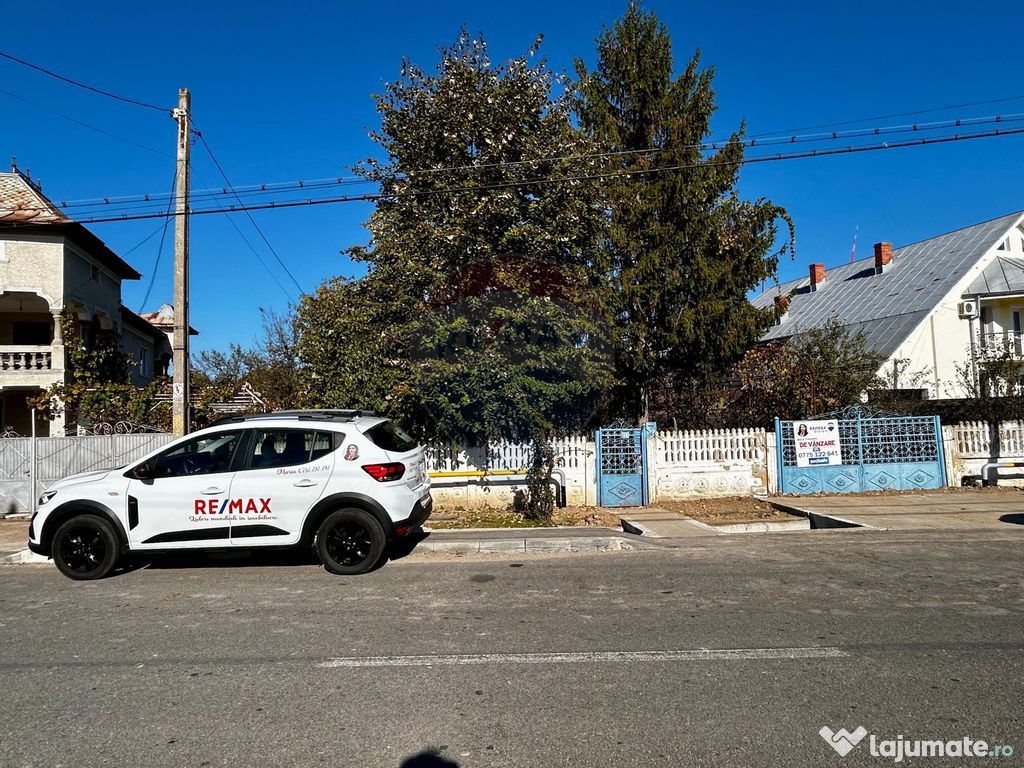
[597,423,652,507]
[776,408,946,494]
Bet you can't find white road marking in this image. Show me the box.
[317,646,847,668]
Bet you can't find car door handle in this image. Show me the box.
[201,487,225,495]
[293,479,318,487]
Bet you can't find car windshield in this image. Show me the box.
[363,421,418,453]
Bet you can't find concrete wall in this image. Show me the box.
[0,234,64,309]
[64,244,122,327]
[120,324,159,387]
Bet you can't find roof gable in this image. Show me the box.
[0,172,67,223]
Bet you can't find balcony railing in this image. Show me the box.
[0,346,53,371]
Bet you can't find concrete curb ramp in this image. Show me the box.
[418,528,661,554]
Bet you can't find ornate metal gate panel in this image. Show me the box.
[776,409,946,494]
[597,425,649,507]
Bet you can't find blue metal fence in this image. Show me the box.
[776,411,946,494]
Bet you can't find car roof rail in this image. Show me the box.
[209,409,378,427]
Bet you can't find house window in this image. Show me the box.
[90,265,100,282]
[139,348,149,377]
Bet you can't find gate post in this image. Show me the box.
[934,415,948,486]
[643,421,657,505]
[774,418,784,494]
[29,410,37,515]
[856,414,865,492]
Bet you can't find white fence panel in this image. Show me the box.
[0,433,174,514]
[653,428,769,499]
[945,420,1024,486]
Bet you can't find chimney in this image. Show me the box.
[874,241,892,274]
[809,263,825,291]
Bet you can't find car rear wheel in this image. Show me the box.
[315,508,386,575]
[52,514,119,580]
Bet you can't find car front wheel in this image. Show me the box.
[52,514,119,580]
[315,508,386,575]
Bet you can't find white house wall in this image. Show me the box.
[0,233,64,308]
[879,217,1024,399]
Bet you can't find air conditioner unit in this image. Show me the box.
[958,300,979,319]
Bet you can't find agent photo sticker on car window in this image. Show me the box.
[344,444,359,461]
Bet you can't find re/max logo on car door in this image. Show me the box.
[193,498,272,515]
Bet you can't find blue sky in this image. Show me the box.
[2,0,1022,354]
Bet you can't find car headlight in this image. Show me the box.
[38,491,57,506]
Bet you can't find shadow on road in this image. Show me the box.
[401,750,460,767]
[998,513,1024,526]
[118,527,432,574]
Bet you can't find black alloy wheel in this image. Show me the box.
[52,514,119,580]
[315,508,386,575]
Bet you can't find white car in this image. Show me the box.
[28,410,432,579]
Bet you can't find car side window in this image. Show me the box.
[248,429,340,470]
[151,431,242,478]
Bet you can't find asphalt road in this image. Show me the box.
[1,529,1022,767]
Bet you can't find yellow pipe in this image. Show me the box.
[429,469,528,478]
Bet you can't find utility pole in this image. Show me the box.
[172,88,191,437]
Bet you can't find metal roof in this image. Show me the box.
[753,211,1024,358]
[965,255,1024,296]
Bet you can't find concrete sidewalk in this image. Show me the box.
[0,518,33,563]
[771,492,1024,531]
[616,508,725,538]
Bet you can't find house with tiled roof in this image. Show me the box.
[0,165,173,434]
[752,210,1024,399]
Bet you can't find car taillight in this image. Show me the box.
[362,463,406,482]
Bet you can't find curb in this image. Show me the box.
[768,501,871,530]
[414,533,661,555]
[0,549,49,565]
[713,518,811,534]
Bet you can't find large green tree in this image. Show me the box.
[574,4,793,422]
[297,31,615,452]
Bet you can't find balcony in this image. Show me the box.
[0,346,53,371]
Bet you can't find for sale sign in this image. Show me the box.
[794,420,842,467]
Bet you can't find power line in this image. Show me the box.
[746,94,1024,139]
[139,174,178,310]
[49,126,1024,225]
[0,87,172,158]
[193,128,304,295]
[0,50,171,114]
[120,222,168,258]
[38,111,1024,214]
[191,168,296,303]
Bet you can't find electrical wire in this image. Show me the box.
[745,94,1024,139]
[0,50,171,114]
[120,222,168,258]
[42,125,1024,225]
[37,111,1024,214]
[138,174,178,310]
[190,168,296,303]
[0,87,172,158]
[193,128,304,295]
